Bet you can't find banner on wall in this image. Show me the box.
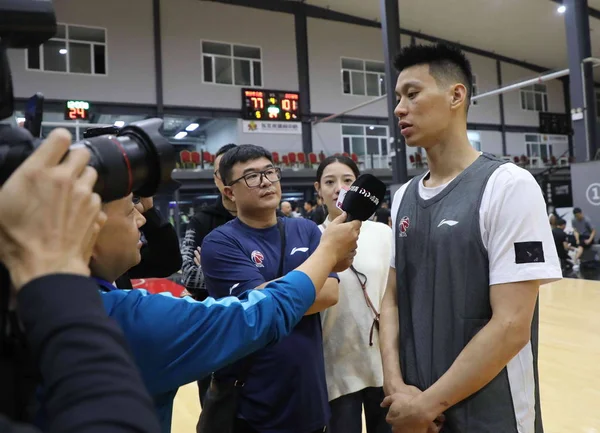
[242,120,302,135]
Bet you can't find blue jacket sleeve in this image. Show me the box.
[308,221,339,281]
[101,270,316,395]
[201,231,265,298]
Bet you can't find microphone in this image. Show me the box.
[338,174,387,222]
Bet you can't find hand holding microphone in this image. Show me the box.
[320,173,387,272]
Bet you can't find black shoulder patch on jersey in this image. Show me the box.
[514,241,545,264]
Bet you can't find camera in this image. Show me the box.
[0,0,176,202]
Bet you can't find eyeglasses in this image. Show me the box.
[229,167,282,188]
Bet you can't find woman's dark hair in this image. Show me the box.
[315,155,360,183]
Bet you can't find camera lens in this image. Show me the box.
[77,118,176,202]
[0,118,176,202]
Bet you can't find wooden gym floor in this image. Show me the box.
[172,278,600,433]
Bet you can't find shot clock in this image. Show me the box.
[64,100,91,121]
[242,88,300,121]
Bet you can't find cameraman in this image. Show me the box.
[0,129,160,433]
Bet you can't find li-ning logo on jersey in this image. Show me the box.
[398,216,410,237]
[438,219,459,228]
[290,247,309,255]
[251,250,265,268]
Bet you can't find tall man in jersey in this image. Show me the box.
[202,144,339,433]
[379,44,562,433]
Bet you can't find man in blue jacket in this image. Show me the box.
[86,192,360,433]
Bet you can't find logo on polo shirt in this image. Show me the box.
[399,216,410,238]
[251,250,265,267]
[290,247,309,255]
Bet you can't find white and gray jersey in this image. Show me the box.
[393,154,545,433]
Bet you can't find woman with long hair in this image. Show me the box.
[314,155,392,433]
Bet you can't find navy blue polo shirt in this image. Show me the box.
[202,217,334,433]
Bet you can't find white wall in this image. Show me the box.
[312,123,343,155]
[479,131,504,155]
[8,0,156,104]
[162,0,298,108]
[203,119,238,153]
[506,132,527,156]
[308,18,386,117]
[501,63,565,126]
[466,53,500,124]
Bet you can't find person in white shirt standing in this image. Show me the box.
[379,43,562,433]
[314,155,392,433]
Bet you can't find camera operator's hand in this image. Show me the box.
[0,128,105,290]
[320,212,361,272]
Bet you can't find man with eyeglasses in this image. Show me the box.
[201,144,339,433]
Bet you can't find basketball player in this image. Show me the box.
[379,44,562,433]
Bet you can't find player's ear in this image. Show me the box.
[313,181,320,197]
[450,83,468,112]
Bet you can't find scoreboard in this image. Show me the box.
[539,112,571,136]
[64,100,91,121]
[242,88,300,121]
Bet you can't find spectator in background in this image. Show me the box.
[291,202,303,218]
[181,143,238,301]
[114,195,181,290]
[304,199,316,220]
[572,207,596,265]
[552,218,573,275]
[374,202,392,227]
[280,200,293,217]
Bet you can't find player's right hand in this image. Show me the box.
[0,128,104,290]
[320,212,361,272]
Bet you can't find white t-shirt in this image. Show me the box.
[319,219,392,401]
[390,163,562,286]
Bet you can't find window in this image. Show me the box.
[341,124,389,169]
[341,58,385,97]
[520,84,548,112]
[525,134,553,159]
[27,24,107,75]
[202,41,262,86]
[471,74,478,106]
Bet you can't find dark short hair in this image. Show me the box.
[556,218,566,226]
[316,155,360,183]
[394,43,474,112]
[573,207,582,214]
[305,199,316,207]
[219,144,273,185]
[215,143,237,159]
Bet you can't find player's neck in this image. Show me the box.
[237,209,278,229]
[423,128,480,187]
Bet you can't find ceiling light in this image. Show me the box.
[174,131,188,140]
[59,48,67,55]
[186,123,200,132]
[114,121,125,128]
[16,117,25,124]
[369,126,375,130]
[557,5,566,13]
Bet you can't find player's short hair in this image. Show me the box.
[556,218,566,226]
[219,144,273,186]
[394,43,474,112]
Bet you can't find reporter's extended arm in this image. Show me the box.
[379,267,404,395]
[415,280,540,419]
[18,274,160,433]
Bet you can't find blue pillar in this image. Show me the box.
[564,0,598,162]
[380,0,408,183]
